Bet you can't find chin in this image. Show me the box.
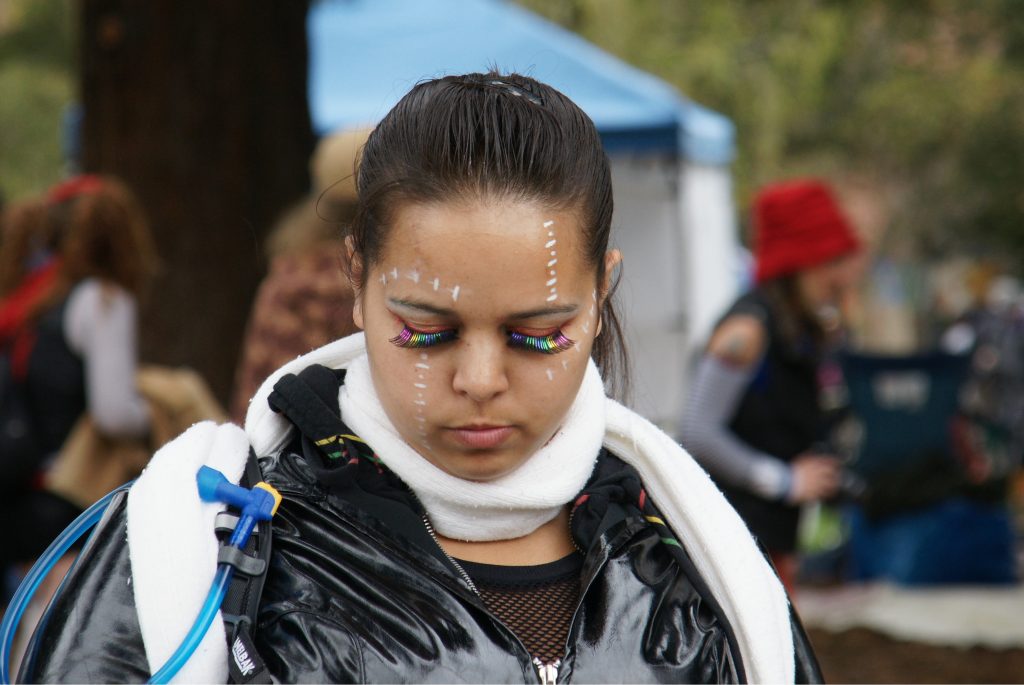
[432,452,522,483]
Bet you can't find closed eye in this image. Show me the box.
[389,324,458,348]
[508,329,575,354]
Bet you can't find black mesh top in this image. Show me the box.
[456,552,583,665]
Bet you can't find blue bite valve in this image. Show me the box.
[196,466,282,546]
[197,466,281,520]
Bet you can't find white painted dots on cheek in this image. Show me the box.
[544,220,558,303]
[413,351,433,451]
[581,290,596,335]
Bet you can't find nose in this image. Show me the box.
[452,336,509,403]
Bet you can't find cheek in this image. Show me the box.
[519,353,588,417]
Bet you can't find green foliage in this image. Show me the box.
[0,1,74,202]
[518,0,1024,265]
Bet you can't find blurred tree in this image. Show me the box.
[0,1,73,198]
[519,0,1024,268]
[79,0,314,402]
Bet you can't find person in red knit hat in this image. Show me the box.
[681,178,861,594]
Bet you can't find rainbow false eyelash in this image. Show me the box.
[389,326,457,348]
[508,330,575,354]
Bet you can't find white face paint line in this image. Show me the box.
[391,267,399,280]
[545,368,555,381]
[561,359,569,371]
[407,270,420,284]
[581,322,590,333]
[413,352,430,444]
[380,273,388,286]
[431,278,440,291]
[543,219,559,303]
[450,285,461,302]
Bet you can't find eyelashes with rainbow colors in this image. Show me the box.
[389,326,575,354]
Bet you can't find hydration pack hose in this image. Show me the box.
[0,482,132,684]
[0,467,280,685]
[148,466,280,683]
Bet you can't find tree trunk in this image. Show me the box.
[79,0,314,403]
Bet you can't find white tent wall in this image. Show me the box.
[610,156,740,434]
[679,163,743,360]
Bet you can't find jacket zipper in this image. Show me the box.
[418,502,640,684]
[532,657,561,685]
[420,514,566,683]
[420,513,479,595]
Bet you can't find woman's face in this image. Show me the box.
[352,196,615,482]
[796,254,859,310]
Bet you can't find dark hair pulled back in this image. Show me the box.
[348,71,628,396]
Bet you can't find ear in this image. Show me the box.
[345,236,366,330]
[595,249,622,337]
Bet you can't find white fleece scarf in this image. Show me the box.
[338,351,606,541]
[130,332,795,683]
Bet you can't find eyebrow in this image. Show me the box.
[387,297,579,320]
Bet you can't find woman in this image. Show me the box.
[0,176,157,570]
[229,128,368,423]
[681,179,861,592]
[24,74,820,683]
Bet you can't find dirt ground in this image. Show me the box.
[807,627,1024,684]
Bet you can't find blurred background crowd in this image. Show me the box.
[2,1,1024,681]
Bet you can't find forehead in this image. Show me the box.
[374,198,592,301]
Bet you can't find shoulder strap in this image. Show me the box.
[267,365,350,459]
[219,448,273,684]
[219,364,346,684]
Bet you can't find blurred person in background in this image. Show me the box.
[942,271,1024,485]
[229,128,368,422]
[0,175,158,572]
[681,179,861,593]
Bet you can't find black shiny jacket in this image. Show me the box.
[25,372,823,684]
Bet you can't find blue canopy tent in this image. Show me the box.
[308,0,742,429]
[308,0,733,161]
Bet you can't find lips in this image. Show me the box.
[447,424,515,449]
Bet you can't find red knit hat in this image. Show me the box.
[753,179,860,283]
